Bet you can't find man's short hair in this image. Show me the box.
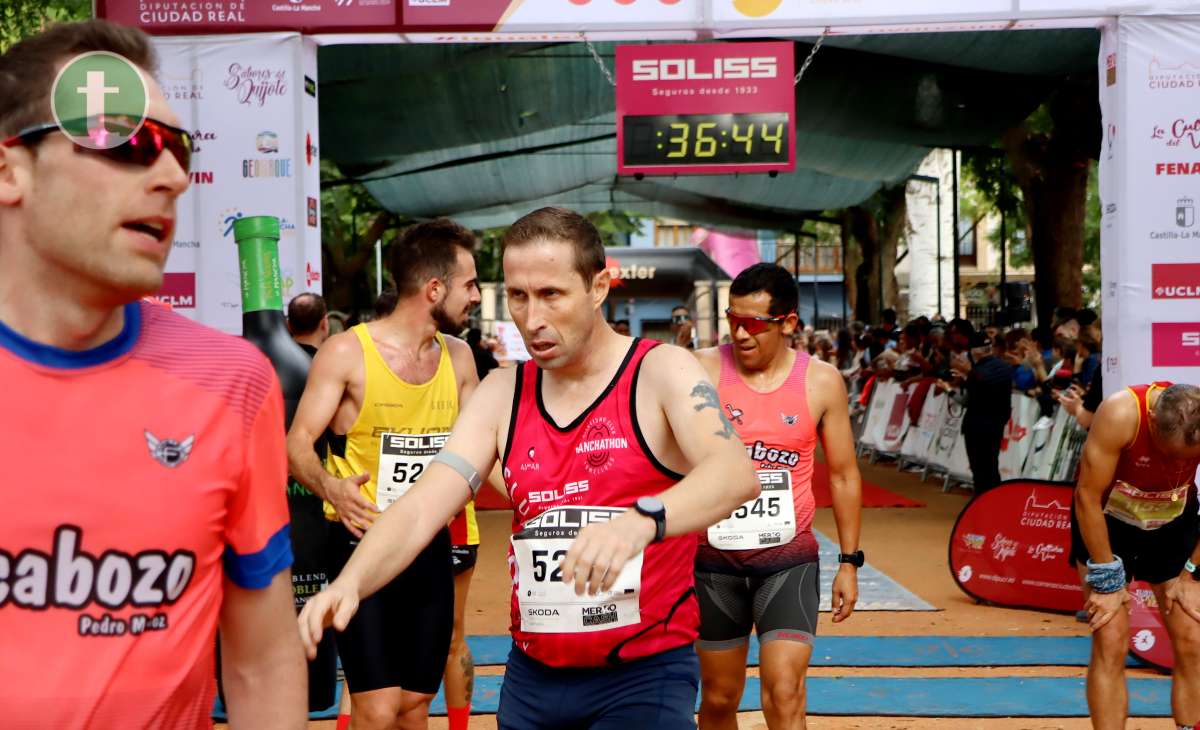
[502,207,605,286]
[882,308,897,325]
[287,292,326,336]
[729,263,798,317]
[672,305,690,316]
[947,318,975,338]
[390,219,476,298]
[0,20,158,138]
[1004,327,1029,351]
[1156,384,1200,447]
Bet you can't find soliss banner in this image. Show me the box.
[950,480,1084,613]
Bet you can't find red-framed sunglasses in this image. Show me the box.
[726,307,789,335]
[2,116,192,173]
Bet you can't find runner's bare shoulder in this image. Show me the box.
[309,329,363,380]
[692,345,721,381]
[1090,389,1140,449]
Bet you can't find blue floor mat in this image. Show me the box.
[213,644,1156,721]
[465,634,1138,668]
[814,530,936,611]
[426,675,1173,717]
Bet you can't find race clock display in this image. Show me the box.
[616,41,795,176]
[622,112,790,168]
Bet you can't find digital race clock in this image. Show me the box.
[616,42,795,176]
[623,112,789,167]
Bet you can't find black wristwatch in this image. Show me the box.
[634,496,667,543]
[838,550,865,568]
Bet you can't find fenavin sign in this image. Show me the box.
[616,42,795,176]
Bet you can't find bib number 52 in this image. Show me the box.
[732,495,781,520]
[531,549,567,582]
[391,462,424,484]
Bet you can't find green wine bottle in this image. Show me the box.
[233,216,336,712]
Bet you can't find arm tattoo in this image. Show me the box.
[691,382,737,440]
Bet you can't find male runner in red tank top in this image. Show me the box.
[1071,382,1200,729]
[692,264,863,730]
[299,207,760,729]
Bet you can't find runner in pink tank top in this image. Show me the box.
[696,344,819,573]
[692,264,864,730]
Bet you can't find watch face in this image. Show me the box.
[637,496,664,514]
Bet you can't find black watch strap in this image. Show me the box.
[838,550,865,568]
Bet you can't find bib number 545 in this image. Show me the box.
[732,495,781,520]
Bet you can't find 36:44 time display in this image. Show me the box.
[623,112,790,167]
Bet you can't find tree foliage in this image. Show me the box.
[962,77,1101,322]
[0,0,91,53]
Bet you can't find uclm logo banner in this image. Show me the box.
[949,480,1083,613]
[155,273,196,309]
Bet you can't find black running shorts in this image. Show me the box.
[451,544,479,576]
[1069,500,1199,586]
[327,524,454,694]
[694,561,820,649]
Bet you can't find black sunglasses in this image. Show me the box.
[2,116,192,173]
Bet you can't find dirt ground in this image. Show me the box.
[223,456,1172,729]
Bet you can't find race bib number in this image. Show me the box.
[511,505,642,633]
[1104,480,1190,531]
[707,470,796,550]
[376,432,449,510]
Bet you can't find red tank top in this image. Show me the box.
[1111,382,1200,495]
[696,345,819,575]
[502,339,697,667]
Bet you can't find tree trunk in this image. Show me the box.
[1000,80,1097,326]
[847,206,878,323]
[841,213,859,320]
[878,185,908,313]
[846,185,908,324]
[321,211,394,314]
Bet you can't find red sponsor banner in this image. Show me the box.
[1151,322,1200,366]
[1128,580,1173,671]
[884,391,908,442]
[1152,263,1200,299]
[96,0,398,34]
[949,480,1084,613]
[155,272,196,309]
[615,42,795,176]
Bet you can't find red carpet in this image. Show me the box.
[475,461,923,510]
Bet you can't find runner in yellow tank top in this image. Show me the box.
[323,325,459,519]
[287,219,482,730]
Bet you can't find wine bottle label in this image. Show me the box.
[237,239,284,312]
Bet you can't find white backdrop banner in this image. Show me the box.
[1103,17,1200,391]
[154,33,322,335]
[999,394,1042,481]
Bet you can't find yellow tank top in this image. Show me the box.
[324,325,460,521]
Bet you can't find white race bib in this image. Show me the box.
[707,470,796,550]
[511,505,642,633]
[376,432,449,510]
